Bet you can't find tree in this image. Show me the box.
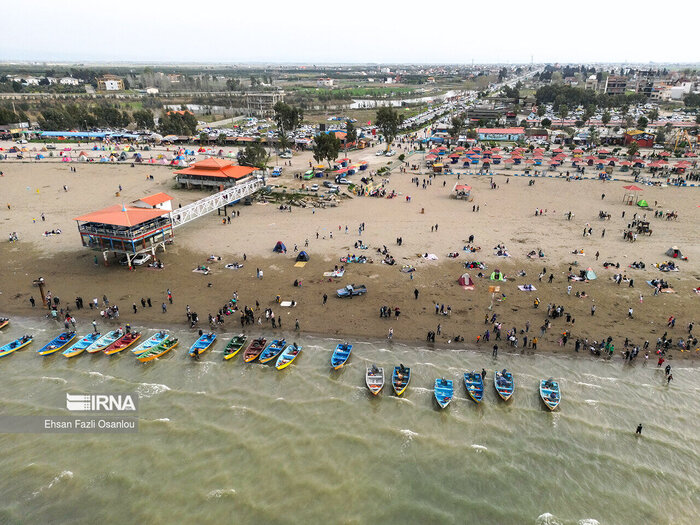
[273,102,303,133]
[601,111,611,125]
[449,115,465,137]
[683,93,700,107]
[536,105,546,117]
[199,132,209,145]
[238,143,269,169]
[541,118,552,128]
[313,132,341,168]
[624,115,634,129]
[559,104,569,119]
[277,133,291,152]
[133,109,154,130]
[636,116,648,129]
[345,120,357,145]
[627,142,639,157]
[648,109,659,122]
[655,130,666,144]
[375,107,400,151]
[159,111,197,135]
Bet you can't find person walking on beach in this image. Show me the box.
[29,296,35,308]
[492,344,498,357]
[323,293,327,305]
[132,303,138,314]
[567,285,572,295]
[162,302,167,313]
[295,319,300,331]
[636,424,643,435]
[92,320,97,332]
[388,327,393,340]
[667,373,673,385]
[414,289,419,300]
[167,289,173,304]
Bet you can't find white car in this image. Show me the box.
[119,253,152,266]
[375,150,385,156]
[338,178,350,185]
[385,150,396,157]
[310,184,319,191]
[280,152,292,159]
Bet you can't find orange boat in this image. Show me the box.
[104,331,141,355]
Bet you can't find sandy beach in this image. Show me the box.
[1,141,698,359]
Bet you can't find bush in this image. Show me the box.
[398,154,405,162]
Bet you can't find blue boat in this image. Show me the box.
[275,343,302,370]
[494,369,514,401]
[0,335,33,357]
[63,333,101,358]
[38,331,77,356]
[259,339,286,364]
[464,371,484,403]
[540,378,561,411]
[434,378,453,409]
[331,342,352,369]
[132,331,169,356]
[188,333,216,357]
[391,365,411,396]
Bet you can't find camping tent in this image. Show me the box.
[273,241,287,253]
[458,273,475,289]
[490,271,505,281]
[637,199,649,207]
[296,251,310,262]
[585,268,597,280]
[666,246,682,258]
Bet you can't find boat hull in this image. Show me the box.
[38,332,76,356]
[434,379,453,409]
[223,335,247,360]
[243,338,266,362]
[540,380,561,411]
[392,367,411,396]
[365,367,384,395]
[86,330,122,353]
[104,333,141,355]
[331,344,352,369]
[259,340,286,364]
[494,372,514,401]
[137,339,178,363]
[464,373,484,403]
[63,333,101,358]
[189,334,216,356]
[0,336,33,357]
[275,345,302,370]
[132,332,169,355]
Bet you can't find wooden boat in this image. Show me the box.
[259,339,286,364]
[223,334,247,360]
[391,365,411,396]
[243,338,267,362]
[0,335,33,357]
[434,378,453,409]
[331,343,352,369]
[131,331,169,355]
[540,378,561,411]
[189,333,216,357]
[365,365,384,395]
[104,331,141,355]
[62,333,101,358]
[494,369,514,401]
[464,371,484,403]
[0,317,9,330]
[38,331,76,356]
[275,343,302,370]
[137,337,178,363]
[86,329,122,353]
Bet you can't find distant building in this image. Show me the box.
[317,78,334,87]
[145,87,159,95]
[60,77,81,86]
[175,158,259,189]
[22,77,40,86]
[465,105,504,122]
[585,75,598,91]
[525,128,549,141]
[245,91,284,117]
[477,127,525,141]
[604,75,627,95]
[97,75,124,91]
[624,130,655,148]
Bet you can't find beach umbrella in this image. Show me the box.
[659,151,671,157]
[622,185,643,191]
[524,159,535,164]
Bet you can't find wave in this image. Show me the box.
[136,382,171,398]
[536,513,562,525]
[400,429,418,439]
[206,488,236,499]
[40,376,67,384]
[31,470,73,498]
[471,444,488,452]
[578,520,600,525]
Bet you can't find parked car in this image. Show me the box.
[653,144,665,149]
[385,150,396,157]
[119,253,152,266]
[280,151,292,159]
[323,180,334,188]
[375,150,385,156]
[336,284,367,297]
[310,184,319,191]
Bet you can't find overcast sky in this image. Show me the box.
[2,0,697,64]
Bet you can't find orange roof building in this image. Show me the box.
[175,158,258,189]
[74,203,173,258]
[133,192,173,211]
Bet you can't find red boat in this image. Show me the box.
[104,331,141,355]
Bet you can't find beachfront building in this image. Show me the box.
[74,203,173,265]
[132,192,173,212]
[624,130,655,148]
[175,158,259,190]
[477,127,525,142]
[604,75,627,95]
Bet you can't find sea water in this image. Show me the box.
[0,317,698,524]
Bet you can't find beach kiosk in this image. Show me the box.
[452,184,472,200]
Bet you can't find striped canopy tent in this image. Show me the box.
[454,146,466,152]
[658,151,671,157]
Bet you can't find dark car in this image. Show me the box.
[336,284,367,297]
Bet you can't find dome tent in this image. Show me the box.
[665,246,682,258]
[296,251,309,262]
[458,273,475,290]
[273,241,287,253]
